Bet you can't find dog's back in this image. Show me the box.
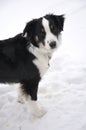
[0,34,38,83]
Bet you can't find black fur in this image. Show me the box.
[45,14,64,34]
[0,14,64,101]
[0,34,40,100]
[23,18,46,47]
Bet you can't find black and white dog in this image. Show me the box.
[0,14,64,117]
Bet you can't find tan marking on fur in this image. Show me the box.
[35,35,39,43]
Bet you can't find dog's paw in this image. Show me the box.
[17,97,25,104]
[32,106,47,118]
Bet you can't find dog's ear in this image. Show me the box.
[23,19,38,41]
[52,14,65,31]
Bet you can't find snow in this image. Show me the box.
[0,0,86,130]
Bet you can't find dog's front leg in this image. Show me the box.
[28,97,47,118]
[28,85,47,117]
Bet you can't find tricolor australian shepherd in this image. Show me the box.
[0,14,64,117]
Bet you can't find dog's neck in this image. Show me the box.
[28,43,52,60]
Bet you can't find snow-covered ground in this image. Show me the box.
[0,0,86,130]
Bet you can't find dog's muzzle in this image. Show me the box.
[49,41,56,49]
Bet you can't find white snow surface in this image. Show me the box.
[0,0,86,130]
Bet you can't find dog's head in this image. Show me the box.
[23,14,65,53]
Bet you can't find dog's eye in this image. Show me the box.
[50,24,58,35]
[39,27,45,39]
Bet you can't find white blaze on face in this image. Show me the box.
[42,18,59,50]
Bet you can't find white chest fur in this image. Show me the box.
[29,45,50,78]
[33,54,49,77]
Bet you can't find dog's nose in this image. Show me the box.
[49,41,56,49]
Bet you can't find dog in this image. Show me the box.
[0,14,64,117]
